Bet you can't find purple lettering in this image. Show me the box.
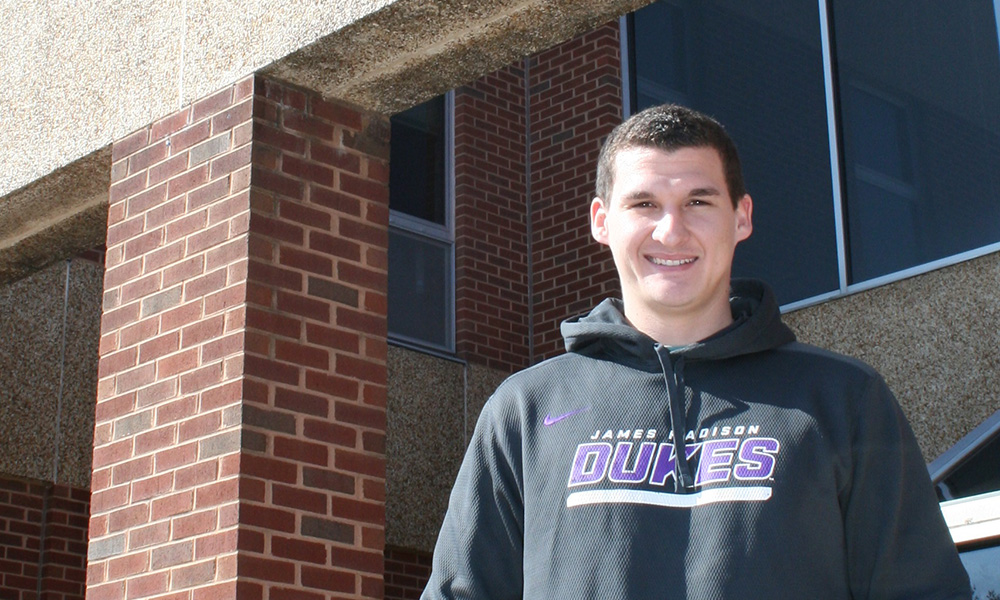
[695,438,739,485]
[649,442,702,486]
[568,443,612,486]
[734,438,780,480]
[608,442,656,483]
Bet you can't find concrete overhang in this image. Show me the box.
[0,0,650,284]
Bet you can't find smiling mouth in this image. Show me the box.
[648,256,696,267]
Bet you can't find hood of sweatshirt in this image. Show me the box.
[560,279,796,492]
[560,278,795,361]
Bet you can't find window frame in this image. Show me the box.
[620,0,1000,313]
[387,91,457,355]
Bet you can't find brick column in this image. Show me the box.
[530,23,623,360]
[90,75,389,599]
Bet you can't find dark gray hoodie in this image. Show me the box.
[423,280,970,599]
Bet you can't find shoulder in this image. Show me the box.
[772,341,884,383]
[480,350,613,422]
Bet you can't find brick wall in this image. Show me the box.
[90,75,254,599]
[451,24,623,369]
[241,77,389,599]
[91,74,389,599]
[382,546,431,600]
[454,66,530,372]
[529,23,623,360]
[0,477,89,600]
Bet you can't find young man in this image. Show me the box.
[421,105,971,599]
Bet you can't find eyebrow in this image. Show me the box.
[688,187,723,197]
[620,190,654,201]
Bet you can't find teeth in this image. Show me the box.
[650,257,695,267]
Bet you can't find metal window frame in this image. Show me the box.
[387,91,456,354]
[620,1,1000,314]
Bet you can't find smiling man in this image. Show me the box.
[422,105,971,599]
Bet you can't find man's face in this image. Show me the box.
[591,146,752,329]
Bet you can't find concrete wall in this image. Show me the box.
[0,258,102,488]
[784,252,1000,462]
[0,0,393,198]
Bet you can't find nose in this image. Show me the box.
[651,211,687,245]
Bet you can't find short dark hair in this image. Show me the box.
[595,104,746,207]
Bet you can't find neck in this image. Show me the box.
[624,299,734,348]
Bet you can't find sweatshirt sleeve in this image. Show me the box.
[843,376,971,600]
[421,395,525,600]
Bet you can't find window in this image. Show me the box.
[626,0,1000,308]
[387,94,455,352]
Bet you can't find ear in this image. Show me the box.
[591,197,610,245]
[735,194,753,243]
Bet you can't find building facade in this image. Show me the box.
[2,0,999,598]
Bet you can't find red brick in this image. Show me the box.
[308,230,361,262]
[282,155,334,187]
[241,504,295,534]
[253,167,304,200]
[303,419,356,448]
[108,504,149,533]
[339,220,388,252]
[305,323,359,353]
[301,564,356,593]
[340,172,388,203]
[124,571,167,598]
[155,396,198,426]
[335,355,384,383]
[334,449,384,479]
[279,246,333,276]
[273,387,329,417]
[337,262,385,292]
[272,535,327,564]
[194,529,238,559]
[276,291,329,322]
[211,98,253,134]
[179,363,224,395]
[175,461,218,491]
[131,472,173,502]
[112,456,153,486]
[304,370,358,399]
[114,129,151,162]
[238,555,295,583]
[274,436,328,466]
[311,141,362,173]
[156,348,199,378]
[310,187,361,216]
[330,496,384,526]
[173,510,217,540]
[194,479,239,510]
[193,87,234,122]
[170,114,211,155]
[241,455,297,485]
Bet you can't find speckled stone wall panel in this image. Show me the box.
[782,252,1000,462]
[385,346,511,551]
[0,258,102,487]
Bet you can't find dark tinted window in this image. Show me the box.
[833,0,1000,282]
[387,96,453,351]
[387,229,452,349]
[389,96,447,225]
[631,0,839,305]
[937,433,1000,502]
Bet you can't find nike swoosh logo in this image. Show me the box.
[543,407,590,426]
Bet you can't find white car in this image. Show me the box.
[930,409,1000,599]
